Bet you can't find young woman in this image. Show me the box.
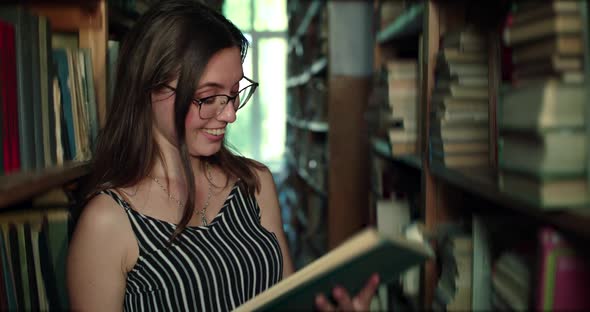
[67,1,378,311]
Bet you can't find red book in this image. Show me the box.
[537,227,590,311]
[0,20,20,173]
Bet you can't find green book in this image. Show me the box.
[235,227,433,311]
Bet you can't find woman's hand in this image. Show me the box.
[315,273,380,311]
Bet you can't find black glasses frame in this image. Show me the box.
[163,76,259,119]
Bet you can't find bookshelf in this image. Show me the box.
[371,0,590,310]
[0,0,155,209]
[285,0,329,267]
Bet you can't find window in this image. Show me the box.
[223,0,287,173]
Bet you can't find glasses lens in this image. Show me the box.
[199,96,223,119]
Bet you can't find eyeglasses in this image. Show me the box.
[164,76,259,119]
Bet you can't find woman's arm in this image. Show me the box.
[67,194,136,311]
[255,167,295,278]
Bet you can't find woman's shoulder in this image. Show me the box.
[76,190,132,237]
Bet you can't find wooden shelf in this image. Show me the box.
[430,163,590,240]
[376,3,424,44]
[370,137,422,170]
[0,162,91,208]
[287,116,329,133]
[287,57,327,88]
[288,1,324,52]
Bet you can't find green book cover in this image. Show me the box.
[235,227,433,311]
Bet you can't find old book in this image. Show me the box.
[512,1,580,26]
[430,137,488,154]
[499,171,589,208]
[53,49,76,160]
[513,55,583,80]
[504,15,582,46]
[536,227,590,309]
[500,130,585,178]
[501,79,585,130]
[443,28,487,52]
[0,7,37,171]
[235,227,433,311]
[431,150,489,168]
[433,83,488,100]
[512,35,583,63]
[38,16,56,167]
[438,47,487,64]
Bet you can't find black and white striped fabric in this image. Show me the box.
[100,182,283,311]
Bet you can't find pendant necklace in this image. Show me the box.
[149,163,213,226]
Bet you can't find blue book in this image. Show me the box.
[52,49,76,160]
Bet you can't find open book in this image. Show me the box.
[235,227,433,311]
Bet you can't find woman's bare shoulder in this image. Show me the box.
[75,191,132,239]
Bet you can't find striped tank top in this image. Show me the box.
[101,181,283,311]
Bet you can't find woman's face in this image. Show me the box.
[152,47,243,157]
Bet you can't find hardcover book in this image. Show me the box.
[235,227,433,311]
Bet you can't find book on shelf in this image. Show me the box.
[503,14,582,47]
[438,47,488,64]
[432,83,488,100]
[500,129,585,178]
[472,215,492,311]
[499,170,589,209]
[511,0,581,27]
[0,7,38,171]
[430,138,488,155]
[511,35,583,64]
[0,19,20,173]
[442,28,487,52]
[0,204,71,311]
[431,150,489,168]
[235,227,433,311]
[500,79,585,130]
[430,121,488,142]
[435,74,488,89]
[491,248,532,311]
[536,227,590,310]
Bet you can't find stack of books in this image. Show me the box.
[429,28,490,168]
[386,59,419,156]
[500,0,588,209]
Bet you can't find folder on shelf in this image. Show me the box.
[235,227,433,311]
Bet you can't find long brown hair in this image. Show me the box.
[88,0,264,241]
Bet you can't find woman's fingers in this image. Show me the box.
[315,294,335,311]
[333,286,353,310]
[352,273,380,309]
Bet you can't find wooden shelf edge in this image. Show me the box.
[0,162,91,208]
[429,163,590,239]
[377,3,424,44]
[287,57,327,88]
[287,117,329,133]
[370,137,422,170]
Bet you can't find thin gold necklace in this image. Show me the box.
[149,163,213,226]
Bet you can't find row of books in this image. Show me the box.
[0,6,99,175]
[499,0,589,209]
[386,59,419,157]
[491,226,590,311]
[0,204,71,311]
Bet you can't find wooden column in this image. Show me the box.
[327,1,373,249]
